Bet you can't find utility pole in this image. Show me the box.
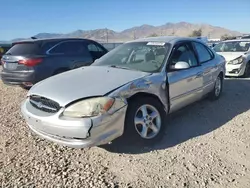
[133,30,136,40]
[172,28,175,36]
[106,28,108,43]
[160,29,163,36]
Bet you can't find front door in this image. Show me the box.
[167,42,203,113]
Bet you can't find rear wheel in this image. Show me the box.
[123,97,167,146]
[209,74,223,100]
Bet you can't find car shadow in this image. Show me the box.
[101,78,250,154]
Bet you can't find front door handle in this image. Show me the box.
[195,72,203,78]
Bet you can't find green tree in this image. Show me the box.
[189,29,202,37]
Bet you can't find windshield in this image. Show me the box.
[213,41,250,52]
[92,42,170,73]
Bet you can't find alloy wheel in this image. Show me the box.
[134,104,162,139]
[215,77,222,97]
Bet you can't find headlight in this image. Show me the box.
[63,97,115,118]
[228,56,244,65]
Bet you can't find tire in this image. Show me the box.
[243,63,250,78]
[20,85,31,90]
[209,74,223,100]
[123,96,167,146]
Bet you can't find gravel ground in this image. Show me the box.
[1,74,250,188]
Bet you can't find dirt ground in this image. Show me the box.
[1,76,250,188]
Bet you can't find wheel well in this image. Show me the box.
[219,71,223,78]
[127,92,165,108]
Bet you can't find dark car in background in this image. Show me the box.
[0,38,108,88]
[0,44,12,64]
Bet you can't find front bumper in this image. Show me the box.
[21,99,127,148]
[225,63,246,77]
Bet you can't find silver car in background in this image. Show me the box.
[21,36,226,148]
[213,39,250,77]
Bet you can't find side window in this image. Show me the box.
[169,43,198,68]
[88,43,106,53]
[42,41,59,53]
[49,41,88,55]
[193,42,213,63]
[96,44,105,52]
[88,43,99,52]
[207,47,215,58]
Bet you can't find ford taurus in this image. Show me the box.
[21,36,226,148]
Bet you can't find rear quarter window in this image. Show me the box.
[6,43,41,55]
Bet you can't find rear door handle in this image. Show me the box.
[204,68,212,74]
[195,72,203,78]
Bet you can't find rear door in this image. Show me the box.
[1,42,43,72]
[192,41,217,94]
[47,41,93,69]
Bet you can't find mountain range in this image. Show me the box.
[1,22,242,43]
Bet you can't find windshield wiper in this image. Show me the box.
[5,53,11,55]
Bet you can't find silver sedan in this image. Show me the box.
[21,36,226,148]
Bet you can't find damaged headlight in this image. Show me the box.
[63,97,115,118]
[228,56,245,65]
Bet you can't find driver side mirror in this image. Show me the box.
[171,61,190,70]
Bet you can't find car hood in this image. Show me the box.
[28,66,150,106]
[216,52,245,62]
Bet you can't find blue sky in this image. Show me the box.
[1,0,250,40]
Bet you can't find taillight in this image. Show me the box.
[19,58,43,67]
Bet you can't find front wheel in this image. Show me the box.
[243,63,250,78]
[123,97,167,146]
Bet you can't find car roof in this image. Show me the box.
[13,37,96,44]
[127,36,204,44]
